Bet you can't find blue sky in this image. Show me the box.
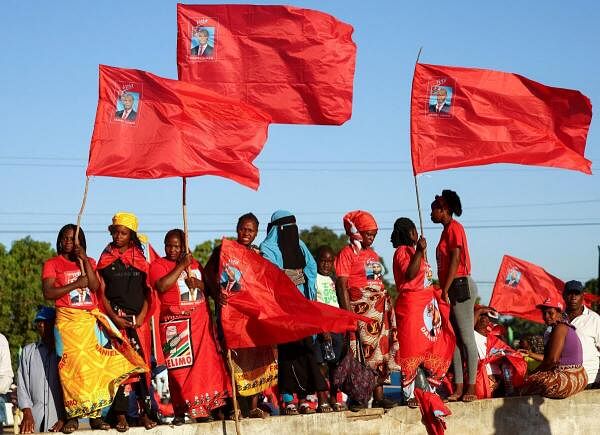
[1,0,599,303]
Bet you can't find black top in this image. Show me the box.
[100,259,147,315]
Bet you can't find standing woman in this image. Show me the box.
[259,210,329,415]
[204,213,277,419]
[430,190,478,402]
[42,224,146,434]
[391,218,454,407]
[335,210,399,410]
[149,229,231,424]
[97,212,157,432]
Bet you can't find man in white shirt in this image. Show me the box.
[0,332,14,428]
[564,280,600,387]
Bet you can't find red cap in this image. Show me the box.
[536,296,564,311]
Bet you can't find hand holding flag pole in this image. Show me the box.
[74,175,90,277]
[411,47,425,237]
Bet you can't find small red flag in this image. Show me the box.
[411,63,593,175]
[87,65,271,190]
[177,4,356,125]
[489,255,564,323]
[414,389,451,435]
[218,239,366,349]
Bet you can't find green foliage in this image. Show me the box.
[0,237,55,370]
[503,317,546,341]
[192,237,235,266]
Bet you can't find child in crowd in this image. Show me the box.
[314,246,346,412]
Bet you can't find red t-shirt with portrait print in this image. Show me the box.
[149,257,204,308]
[392,245,433,294]
[42,255,99,310]
[334,245,385,291]
[436,219,471,287]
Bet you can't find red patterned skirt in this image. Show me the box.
[521,365,587,399]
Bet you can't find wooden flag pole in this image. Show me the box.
[182,177,190,253]
[411,47,425,235]
[227,349,242,435]
[74,176,90,275]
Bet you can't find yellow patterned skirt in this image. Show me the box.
[55,307,148,418]
[231,346,278,396]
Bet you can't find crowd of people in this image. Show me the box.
[0,189,598,433]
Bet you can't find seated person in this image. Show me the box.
[473,306,527,398]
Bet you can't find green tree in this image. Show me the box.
[0,237,55,369]
[192,237,235,265]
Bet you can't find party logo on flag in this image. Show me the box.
[220,260,242,293]
[162,319,193,369]
[113,82,142,125]
[422,297,442,342]
[189,17,218,61]
[504,267,522,288]
[427,78,454,117]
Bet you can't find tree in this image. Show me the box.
[0,237,55,369]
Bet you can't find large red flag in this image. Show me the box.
[489,255,564,323]
[86,65,271,189]
[218,239,367,349]
[411,63,592,175]
[177,4,356,125]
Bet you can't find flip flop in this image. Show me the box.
[331,402,347,412]
[89,418,110,431]
[61,418,78,434]
[140,415,158,430]
[461,394,477,403]
[316,403,333,413]
[298,403,316,414]
[115,415,129,433]
[283,403,299,416]
[407,398,419,409]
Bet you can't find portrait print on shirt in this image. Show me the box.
[365,260,385,281]
[427,79,455,117]
[178,269,204,304]
[64,270,94,308]
[190,20,217,60]
[113,82,142,124]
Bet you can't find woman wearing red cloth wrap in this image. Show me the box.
[335,210,399,410]
[149,229,231,425]
[97,212,157,432]
[431,190,479,403]
[391,218,454,408]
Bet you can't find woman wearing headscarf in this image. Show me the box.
[335,210,399,410]
[521,297,587,398]
[97,212,157,432]
[149,229,231,424]
[430,190,478,402]
[259,210,329,415]
[204,213,277,419]
[391,218,454,408]
[42,224,146,434]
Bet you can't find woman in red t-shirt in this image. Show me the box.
[430,190,478,402]
[335,210,399,411]
[149,229,231,424]
[42,224,146,433]
[391,218,454,408]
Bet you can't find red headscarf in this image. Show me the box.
[343,210,378,251]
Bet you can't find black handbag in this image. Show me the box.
[332,333,378,405]
[449,276,470,303]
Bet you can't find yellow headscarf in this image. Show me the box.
[109,212,148,244]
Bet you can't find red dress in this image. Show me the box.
[149,257,231,417]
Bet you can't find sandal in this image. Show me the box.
[283,403,299,416]
[331,402,347,412]
[446,393,461,402]
[461,394,477,403]
[298,403,316,414]
[316,403,333,413]
[406,398,419,409]
[371,398,398,409]
[89,418,110,431]
[171,416,185,426]
[62,418,78,434]
[248,408,269,419]
[115,415,129,433]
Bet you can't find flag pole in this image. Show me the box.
[227,349,243,435]
[74,176,90,275]
[411,47,425,235]
[182,177,190,253]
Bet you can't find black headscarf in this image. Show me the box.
[269,215,306,269]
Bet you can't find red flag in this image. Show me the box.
[218,239,367,349]
[177,4,356,125]
[411,63,592,175]
[583,292,600,308]
[86,65,270,190]
[489,255,564,323]
[414,389,451,435]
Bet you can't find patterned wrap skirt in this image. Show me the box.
[521,364,588,399]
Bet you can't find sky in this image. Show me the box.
[1,0,599,303]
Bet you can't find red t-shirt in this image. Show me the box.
[392,246,433,294]
[334,245,385,290]
[436,219,471,287]
[149,257,204,307]
[42,255,98,310]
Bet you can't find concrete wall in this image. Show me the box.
[74,390,599,435]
